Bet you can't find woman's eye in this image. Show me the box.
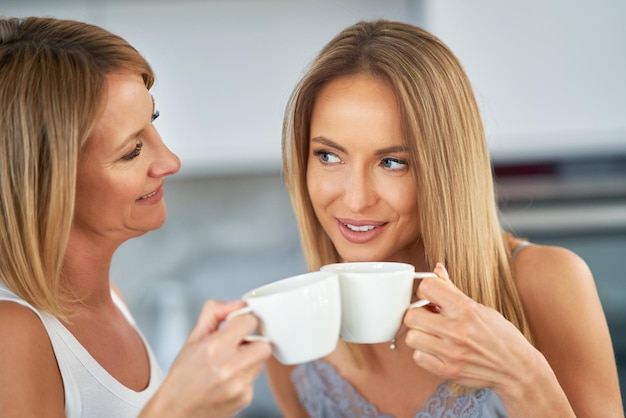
[123,142,143,160]
[151,109,160,122]
[313,150,340,164]
[381,157,407,170]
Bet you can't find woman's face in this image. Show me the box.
[73,72,180,245]
[306,73,422,264]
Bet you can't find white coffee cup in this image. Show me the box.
[320,262,437,344]
[226,270,341,365]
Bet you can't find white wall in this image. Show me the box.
[421,0,626,162]
[2,0,415,175]
[4,0,623,171]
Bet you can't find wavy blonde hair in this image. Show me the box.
[282,20,532,343]
[0,17,154,318]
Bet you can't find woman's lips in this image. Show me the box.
[136,185,164,205]
[336,218,386,243]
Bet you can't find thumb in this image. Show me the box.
[187,299,246,344]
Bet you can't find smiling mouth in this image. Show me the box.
[137,190,157,201]
[345,223,376,232]
[337,220,385,244]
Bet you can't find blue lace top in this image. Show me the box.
[291,242,532,417]
[292,360,507,417]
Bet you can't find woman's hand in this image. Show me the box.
[141,300,272,418]
[404,263,537,390]
[404,263,576,417]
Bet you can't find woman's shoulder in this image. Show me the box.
[509,240,605,349]
[0,299,50,348]
[0,300,65,414]
[510,240,593,296]
[509,240,594,312]
[506,241,622,415]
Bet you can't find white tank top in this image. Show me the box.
[0,284,164,417]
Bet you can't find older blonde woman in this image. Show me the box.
[0,16,271,417]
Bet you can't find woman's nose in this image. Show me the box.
[149,131,181,178]
[342,168,376,213]
[158,144,181,178]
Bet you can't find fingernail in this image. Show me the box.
[436,262,448,275]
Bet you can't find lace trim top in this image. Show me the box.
[291,243,533,417]
[292,360,507,418]
[291,241,531,418]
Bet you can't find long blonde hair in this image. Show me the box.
[0,17,154,318]
[282,20,532,342]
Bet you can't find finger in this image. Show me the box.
[406,326,494,387]
[405,326,478,382]
[237,339,273,368]
[405,326,444,356]
[188,300,246,344]
[404,327,448,371]
[204,335,271,394]
[406,273,475,336]
[223,361,266,408]
[217,312,263,347]
[411,346,449,379]
[205,339,270,388]
[433,262,453,284]
[415,264,465,311]
[404,302,449,335]
[183,314,265,381]
[404,329,442,361]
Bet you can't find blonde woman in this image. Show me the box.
[267,19,623,417]
[0,17,271,417]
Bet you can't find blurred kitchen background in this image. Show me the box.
[3,0,625,415]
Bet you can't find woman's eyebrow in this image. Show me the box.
[374,145,407,156]
[310,136,347,153]
[311,136,407,156]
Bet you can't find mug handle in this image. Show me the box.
[407,272,438,309]
[224,305,270,343]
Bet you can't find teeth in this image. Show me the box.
[139,190,157,200]
[345,224,375,232]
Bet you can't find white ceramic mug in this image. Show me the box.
[320,262,437,344]
[226,270,341,365]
